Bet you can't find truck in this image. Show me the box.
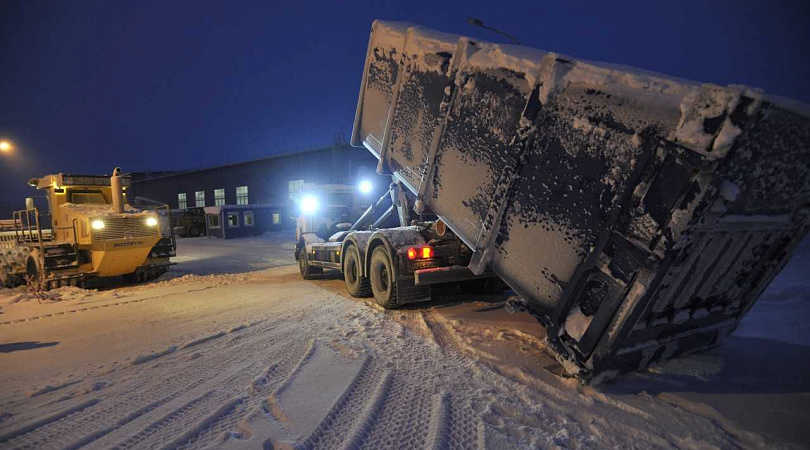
[295,183,378,278]
[170,206,207,238]
[0,169,175,290]
[297,20,810,382]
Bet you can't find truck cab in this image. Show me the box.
[295,183,369,241]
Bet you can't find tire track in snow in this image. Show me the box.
[83,323,309,449]
[424,391,485,450]
[336,371,393,450]
[157,396,245,450]
[272,339,317,398]
[394,308,433,341]
[293,359,387,450]
[422,309,465,355]
[356,367,437,450]
[168,338,321,449]
[63,394,180,450]
[0,287,215,327]
[0,398,100,445]
[110,391,218,450]
[425,391,450,450]
[1,283,341,450]
[295,355,371,450]
[180,332,226,350]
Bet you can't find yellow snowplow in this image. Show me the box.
[0,168,175,290]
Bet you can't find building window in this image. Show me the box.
[214,189,225,206]
[236,186,248,205]
[208,214,220,229]
[227,212,239,228]
[289,180,304,202]
[178,193,187,209]
[244,211,254,227]
[195,190,205,207]
[272,213,281,224]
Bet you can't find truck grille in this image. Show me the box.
[92,217,159,240]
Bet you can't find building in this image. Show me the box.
[128,144,385,228]
[203,204,285,239]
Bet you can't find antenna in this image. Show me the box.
[466,17,521,45]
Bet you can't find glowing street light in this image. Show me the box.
[0,140,12,154]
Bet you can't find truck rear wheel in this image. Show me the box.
[370,246,397,309]
[343,245,371,297]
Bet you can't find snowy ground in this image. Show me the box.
[0,232,807,449]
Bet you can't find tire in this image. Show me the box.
[369,246,398,309]
[343,245,371,297]
[298,246,322,280]
[187,225,201,237]
[25,250,49,291]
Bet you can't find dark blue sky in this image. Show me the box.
[1,0,808,214]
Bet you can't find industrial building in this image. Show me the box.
[128,144,385,233]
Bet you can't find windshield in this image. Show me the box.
[327,192,353,207]
[69,190,109,205]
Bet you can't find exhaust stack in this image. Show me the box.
[111,167,124,214]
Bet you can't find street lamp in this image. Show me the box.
[0,140,12,154]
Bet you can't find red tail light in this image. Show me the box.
[407,246,434,260]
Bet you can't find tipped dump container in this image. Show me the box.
[351,20,810,381]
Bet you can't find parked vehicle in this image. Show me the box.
[171,206,206,237]
[297,20,809,382]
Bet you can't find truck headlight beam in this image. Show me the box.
[91,219,105,230]
[300,196,319,215]
[146,217,158,227]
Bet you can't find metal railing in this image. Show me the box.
[12,208,51,253]
[10,208,80,269]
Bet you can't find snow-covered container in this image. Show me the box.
[351,20,810,381]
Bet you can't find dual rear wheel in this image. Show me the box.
[369,246,397,309]
[343,245,396,309]
[343,245,371,298]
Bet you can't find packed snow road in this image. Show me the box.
[0,233,808,449]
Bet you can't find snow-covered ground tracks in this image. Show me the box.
[0,232,807,449]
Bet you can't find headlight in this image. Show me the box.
[91,219,105,230]
[146,217,158,227]
[300,196,319,215]
[358,180,373,194]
